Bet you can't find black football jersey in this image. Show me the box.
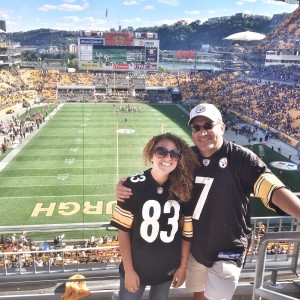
[189,141,285,267]
[111,169,193,285]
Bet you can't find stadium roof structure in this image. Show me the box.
[274,0,299,4]
[224,31,266,41]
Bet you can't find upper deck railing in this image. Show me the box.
[0,215,299,299]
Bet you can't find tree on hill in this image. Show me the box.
[6,13,288,51]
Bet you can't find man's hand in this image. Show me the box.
[116,178,133,202]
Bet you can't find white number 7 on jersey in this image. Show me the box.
[192,176,214,220]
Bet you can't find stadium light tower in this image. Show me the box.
[274,0,299,4]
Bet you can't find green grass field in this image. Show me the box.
[0,103,299,240]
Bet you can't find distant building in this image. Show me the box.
[49,45,59,54]
[0,21,21,68]
[207,13,270,24]
[68,44,77,54]
[270,13,290,28]
[265,49,300,67]
[19,46,37,52]
[0,20,6,32]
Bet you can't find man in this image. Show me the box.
[116,103,300,300]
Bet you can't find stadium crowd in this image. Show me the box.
[0,222,293,271]
[1,68,300,141]
[178,71,300,140]
[0,105,49,156]
[0,233,121,269]
[257,6,300,51]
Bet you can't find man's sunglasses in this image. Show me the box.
[154,147,181,161]
[191,122,218,132]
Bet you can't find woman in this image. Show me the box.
[110,133,199,300]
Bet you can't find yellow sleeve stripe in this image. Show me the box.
[111,205,133,229]
[182,215,193,238]
[254,173,285,206]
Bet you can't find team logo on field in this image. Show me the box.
[270,161,298,171]
[203,159,210,166]
[116,129,135,134]
[219,158,228,168]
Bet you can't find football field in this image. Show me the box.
[0,103,299,240]
[0,103,192,238]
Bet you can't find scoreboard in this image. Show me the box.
[78,31,159,72]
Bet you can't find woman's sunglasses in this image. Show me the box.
[191,122,217,132]
[154,147,181,161]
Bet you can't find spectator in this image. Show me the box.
[116,103,300,300]
[111,133,199,299]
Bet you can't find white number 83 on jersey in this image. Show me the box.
[140,200,180,243]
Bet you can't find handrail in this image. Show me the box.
[1,216,300,299]
[252,231,300,300]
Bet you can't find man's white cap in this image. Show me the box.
[188,103,222,125]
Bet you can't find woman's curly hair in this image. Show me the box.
[143,132,199,202]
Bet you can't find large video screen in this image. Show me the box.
[93,45,145,64]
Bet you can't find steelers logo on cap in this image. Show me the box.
[195,105,206,113]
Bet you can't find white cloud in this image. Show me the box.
[58,15,81,24]
[123,1,140,6]
[144,5,154,10]
[54,15,108,31]
[154,18,179,25]
[185,10,200,16]
[120,17,142,24]
[261,0,286,5]
[156,0,180,7]
[0,12,10,20]
[6,20,18,27]
[38,2,89,12]
[236,0,256,5]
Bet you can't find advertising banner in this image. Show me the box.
[134,64,157,70]
[113,63,129,70]
[145,47,158,63]
[78,39,104,61]
[133,39,160,47]
[175,50,196,59]
[105,33,134,46]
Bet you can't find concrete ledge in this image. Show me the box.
[1,278,300,300]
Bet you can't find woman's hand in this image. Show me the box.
[125,270,140,293]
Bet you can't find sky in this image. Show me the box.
[0,0,298,33]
